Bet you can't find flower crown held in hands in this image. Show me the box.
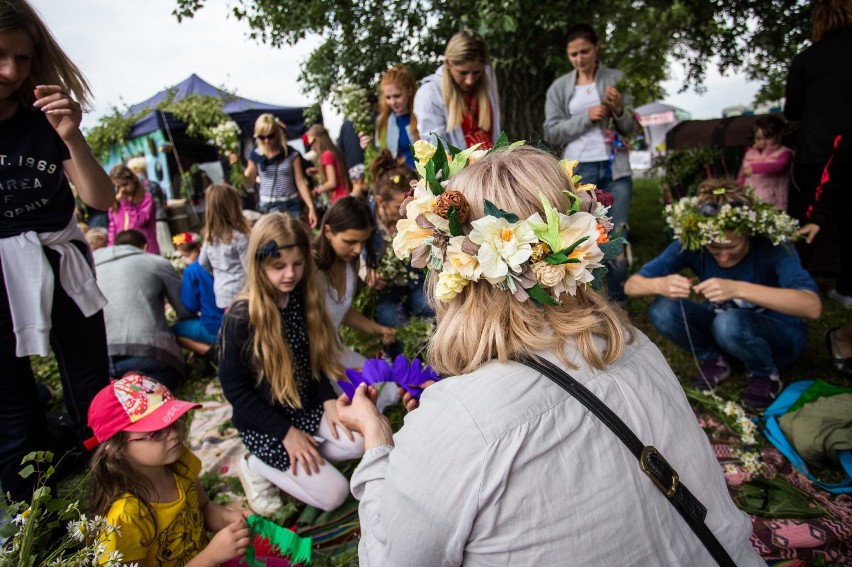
[664,186,800,252]
[392,135,626,306]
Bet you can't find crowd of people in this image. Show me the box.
[2,0,851,563]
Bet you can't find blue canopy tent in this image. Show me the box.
[103,74,315,200]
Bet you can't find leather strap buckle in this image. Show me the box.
[640,446,679,497]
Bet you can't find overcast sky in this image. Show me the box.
[31,0,766,137]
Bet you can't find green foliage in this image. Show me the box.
[84,106,148,162]
[651,147,726,199]
[85,88,240,162]
[159,92,234,140]
[1,452,121,565]
[171,0,807,138]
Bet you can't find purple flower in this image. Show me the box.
[337,355,439,401]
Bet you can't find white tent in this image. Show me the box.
[634,102,691,156]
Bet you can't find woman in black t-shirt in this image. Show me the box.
[0,0,114,502]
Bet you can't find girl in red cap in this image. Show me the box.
[86,373,252,566]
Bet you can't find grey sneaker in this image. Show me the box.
[743,371,782,410]
[691,356,731,390]
[238,455,284,517]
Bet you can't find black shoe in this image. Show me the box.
[826,328,852,379]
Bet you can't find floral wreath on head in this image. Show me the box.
[664,186,801,252]
[172,232,201,246]
[392,134,627,306]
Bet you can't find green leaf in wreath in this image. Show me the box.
[527,283,559,306]
[425,161,444,196]
[448,207,464,237]
[484,200,519,223]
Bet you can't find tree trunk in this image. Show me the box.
[495,66,558,146]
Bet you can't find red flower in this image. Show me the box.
[595,189,615,208]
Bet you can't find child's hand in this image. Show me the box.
[323,399,355,442]
[378,325,396,345]
[798,222,821,244]
[33,85,82,141]
[221,507,253,525]
[204,518,251,563]
[742,164,753,176]
[283,427,324,476]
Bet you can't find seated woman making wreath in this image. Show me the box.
[336,143,765,566]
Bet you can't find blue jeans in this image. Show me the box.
[109,356,182,391]
[575,160,632,303]
[649,298,807,375]
[0,243,108,502]
[172,318,219,345]
[375,282,434,358]
[258,198,301,218]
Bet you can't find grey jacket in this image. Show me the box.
[351,330,765,566]
[543,64,637,180]
[95,245,191,372]
[413,64,501,149]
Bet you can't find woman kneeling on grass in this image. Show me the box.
[336,144,765,566]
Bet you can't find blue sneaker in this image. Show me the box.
[691,357,731,390]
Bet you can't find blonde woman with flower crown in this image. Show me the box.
[336,145,764,566]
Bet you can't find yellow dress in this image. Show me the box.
[101,448,208,566]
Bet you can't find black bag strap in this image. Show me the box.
[515,354,737,567]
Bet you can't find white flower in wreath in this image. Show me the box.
[469,217,537,284]
[444,236,482,281]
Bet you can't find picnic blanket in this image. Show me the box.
[187,383,362,558]
[698,410,852,564]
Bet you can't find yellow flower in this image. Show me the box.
[413,140,438,164]
[575,183,596,192]
[435,270,469,302]
[445,236,482,280]
[559,159,580,178]
[393,217,433,260]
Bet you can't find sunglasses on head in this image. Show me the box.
[126,417,186,443]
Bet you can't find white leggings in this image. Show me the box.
[248,415,365,512]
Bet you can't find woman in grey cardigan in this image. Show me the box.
[544,24,637,302]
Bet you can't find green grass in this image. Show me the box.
[625,177,852,397]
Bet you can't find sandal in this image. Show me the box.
[825,328,852,379]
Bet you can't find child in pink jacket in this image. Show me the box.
[107,164,159,254]
[738,115,793,210]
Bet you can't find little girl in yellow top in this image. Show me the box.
[85,373,252,566]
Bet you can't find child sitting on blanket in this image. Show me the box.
[218,213,364,516]
[86,373,252,564]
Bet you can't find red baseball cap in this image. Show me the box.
[84,373,201,450]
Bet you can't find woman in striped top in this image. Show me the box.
[243,114,317,228]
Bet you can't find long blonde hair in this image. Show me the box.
[442,29,491,133]
[376,65,419,145]
[426,145,632,377]
[205,184,251,244]
[1,0,92,109]
[237,213,343,407]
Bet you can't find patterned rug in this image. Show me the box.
[698,410,852,564]
[187,385,850,564]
